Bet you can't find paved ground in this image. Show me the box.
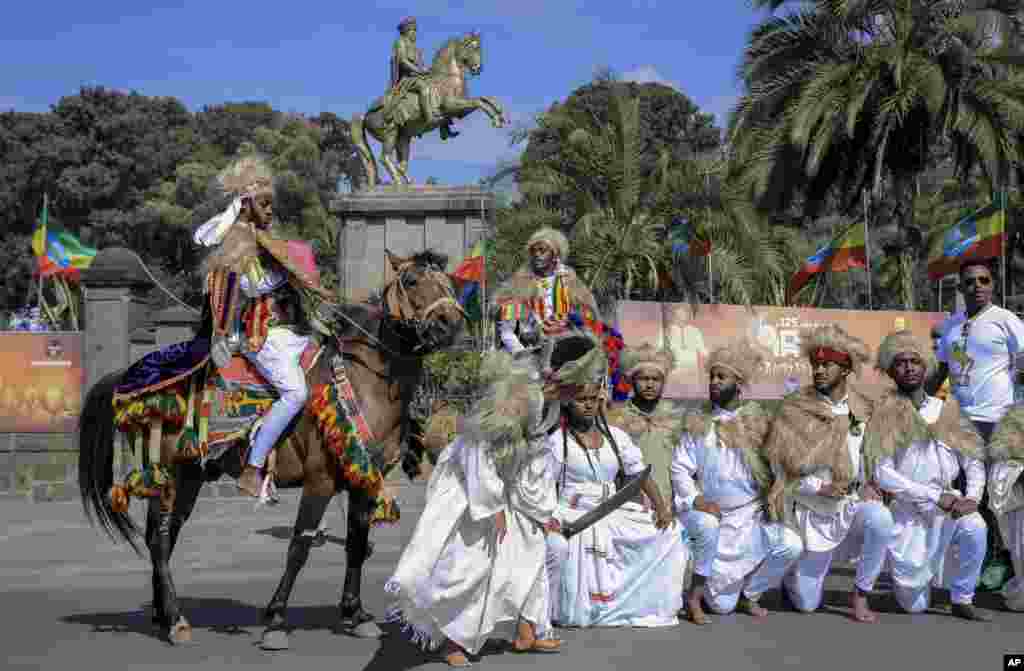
[1,479,1021,671]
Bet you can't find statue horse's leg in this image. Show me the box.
[378,129,405,186]
[147,460,204,636]
[395,134,414,185]
[338,486,383,638]
[259,491,334,651]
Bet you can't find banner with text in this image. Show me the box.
[0,333,84,433]
[617,302,948,400]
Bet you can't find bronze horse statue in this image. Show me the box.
[78,250,465,649]
[351,32,507,187]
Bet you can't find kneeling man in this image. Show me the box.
[767,324,895,622]
[671,339,803,624]
[872,330,991,621]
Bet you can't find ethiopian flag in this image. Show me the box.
[454,239,490,322]
[31,195,97,280]
[787,221,867,302]
[926,194,1006,280]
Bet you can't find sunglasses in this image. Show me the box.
[960,276,992,288]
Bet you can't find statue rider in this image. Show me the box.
[389,17,441,126]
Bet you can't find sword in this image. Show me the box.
[560,465,653,539]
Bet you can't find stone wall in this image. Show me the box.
[332,185,494,302]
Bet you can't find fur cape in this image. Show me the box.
[606,399,684,497]
[680,401,777,520]
[490,265,599,320]
[985,404,1024,463]
[763,386,875,519]
[861,390,984,476]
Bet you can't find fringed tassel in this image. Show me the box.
[109,463,173,512]
[309,382,400,525]
[383,604,444,652]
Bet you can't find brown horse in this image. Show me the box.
[78,250,465,649]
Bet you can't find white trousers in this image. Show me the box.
[784,501,895,612]
[243,328,310,468]
[998,509,1024,611]
[891,511,987,612]
[687,510,803,613]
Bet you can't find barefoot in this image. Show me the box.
[851,590,877,623]
[237,465,263,498]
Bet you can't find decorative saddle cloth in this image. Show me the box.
[205,341,324,449]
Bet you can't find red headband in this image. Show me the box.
[810,347,852,367]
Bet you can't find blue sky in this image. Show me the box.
[1,1,771,187]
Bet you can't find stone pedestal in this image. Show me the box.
[331,186,495,302]
[80,248,155,392]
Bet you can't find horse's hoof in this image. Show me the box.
[260,628,290,651]
[348,620,384,639]
[168,617,193,645]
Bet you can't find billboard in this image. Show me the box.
[617,302,948,400]
[0,333,84,432]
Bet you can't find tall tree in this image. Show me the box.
[732,0,1024,308]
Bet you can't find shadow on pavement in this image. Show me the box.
[254,525,347,548]
[60,597,393,643]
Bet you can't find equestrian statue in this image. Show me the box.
[351,18,507,187]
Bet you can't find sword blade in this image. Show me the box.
[561,465,652,539]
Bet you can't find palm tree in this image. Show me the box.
[732,0,1024,308]
[519,91,802,314]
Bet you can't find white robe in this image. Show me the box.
[546,426,684,627]
[877,396,988,607]
[385,434,557,655]
[672,406,803,611]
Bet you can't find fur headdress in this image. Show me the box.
[706,339,767,386]
[545,332,608,393]
[800,324,871,377]
[462,350,545,467]
[622,343,675,379]
[526,227,569,259]
[217,154,274,197]
[875,330,937,379]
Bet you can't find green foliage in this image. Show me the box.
[423,350,485,394]
[0,87,364,310]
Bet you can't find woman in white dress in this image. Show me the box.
[545,334,683,628]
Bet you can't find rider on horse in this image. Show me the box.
[386,17,441,127]
[113,155,335,500]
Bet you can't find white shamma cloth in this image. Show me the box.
[545,425,685,627]
[384,436,556,654]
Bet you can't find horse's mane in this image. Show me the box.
[431,37,463,68]
[409,248,449,271]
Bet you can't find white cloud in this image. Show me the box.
[620,65,681,91]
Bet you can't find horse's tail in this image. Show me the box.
[78,370,144,556]
[350,113,378,189]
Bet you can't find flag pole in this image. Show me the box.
[1001,189,1008,309]
[480,196,489,352]
[863,190,873,310]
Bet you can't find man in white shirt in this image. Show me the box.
[872,330,991,621]
[930,259,1024,584]
[671,339,803,625]
[765,325,894,623]
[932,259,1024,439]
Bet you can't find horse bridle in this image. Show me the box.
[382,260,465,353]
[325,260,464,362]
